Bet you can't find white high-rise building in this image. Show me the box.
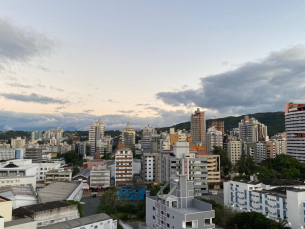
[89,118,105,155]
[285,103,305,162]
[239,116,268,142]
[206,126,223,154]
[141,125,157,149]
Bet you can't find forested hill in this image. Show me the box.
[156,111,285,137]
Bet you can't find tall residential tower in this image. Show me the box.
[89,118,105,155]
[191,108,206,144]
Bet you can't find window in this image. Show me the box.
[153,207,155,210]
[167,213,170,218]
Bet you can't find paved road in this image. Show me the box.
[81,196,100,216]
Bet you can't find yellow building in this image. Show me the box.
[0,196,12,222]
[197,155,221,184]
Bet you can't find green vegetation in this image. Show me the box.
[212,146,232,176]
[61,150,87,166]
[156,111,285,137]
[196,198,291,229]
[72,167,80,176]
[97,188,145,221]
[0,130,30,141]
[66,200,84,217]
[149,182,170,196]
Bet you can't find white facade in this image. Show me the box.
[120,123,135,149]
[224,178,305,229]
[0,149,15,161]
[239,116,268,142]
[89,118,105,155]
[206,127,223,154]
[37,163,61,181]
[0,176,36,189]
[142,125,157,149]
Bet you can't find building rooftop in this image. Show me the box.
[72,168,91,179]
[254,187,305,198]
[4,163,18,168]
[15,201,70,213]
[88,159,106,162]
[38,182,82,203]
[39,213,111,229]
[234,178,304,186]
[4,217,35,227]
[0,185,36,197]
[46,169,71,174]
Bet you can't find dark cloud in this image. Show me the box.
[0,93,68,104]
[0,19,53,70]
[7,82,32,89]
[0,109,190,131]
[156,45,305,116]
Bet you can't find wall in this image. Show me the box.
[0,200,12,221]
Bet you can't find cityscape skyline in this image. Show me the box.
[1,1,305,130]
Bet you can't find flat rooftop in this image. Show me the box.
[4,217,35,227]
[0,185,36,197]
[39,213,112,229]
[38,182,82,203]
[19,201,70,213]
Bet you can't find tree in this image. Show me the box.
[150,182,170,196]
[212,146,232,176]
[62,150,79,165]
[235,155,257,175]
[72,167,80,176]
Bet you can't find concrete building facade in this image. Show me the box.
[206,127,223,155]
[227,141,242,165]
[140,175,215,229]
[115,148,133,186]
[89,118,105,155]
[90,164,110,189]
[191,108,206,144]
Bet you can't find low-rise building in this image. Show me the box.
[0,196,12,222]
[37,182,83,203]
[45,169,72,186]
[224,177,305,229]
[0,176,36,189]
[12,201,79,227]
[0,149,15,161]
[0,160,39,181]
[140,175,215,229]
[0,185,37,209]
[90,164,110,189]
[39,213,117,229]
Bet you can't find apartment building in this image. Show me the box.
[0,149,15,161]
[206,127,223,154]
[120,123,135,149]
[115,148,133,186]
[142,151,159,184]
[161,142,209,197]
[11,137,26,148]
[140,175,215,229]
[89,118,105,155]
[239,116,268,142]
[24,148,43,163]
[208,120,225,135]
[0,176,36,189]
[197,155,221,184]
[224,178,305,229]
[227,141,242,165]
[0,159,39,180]
[90,164,110,189]
[285,103,305,162]
[142,125,158,149]
[45,169,72,186]
[191,108,206,144]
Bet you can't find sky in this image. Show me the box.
[1,1,305,131]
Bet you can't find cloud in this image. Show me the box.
[50,86,64,92]
[7,82,32,89]
[83,110,94,113]
[0,93,69,104]
[0,109,190,131]
[107,99,120,103]
[145,107,161,112]
[156,45,305,116]
[0,19,53,71]
[117,110,134,114]
[136,103,150,106]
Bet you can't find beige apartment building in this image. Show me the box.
[90,164,111,189]
[115,148,133,186]
[227,141,242,165]
[197,154,221,184]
